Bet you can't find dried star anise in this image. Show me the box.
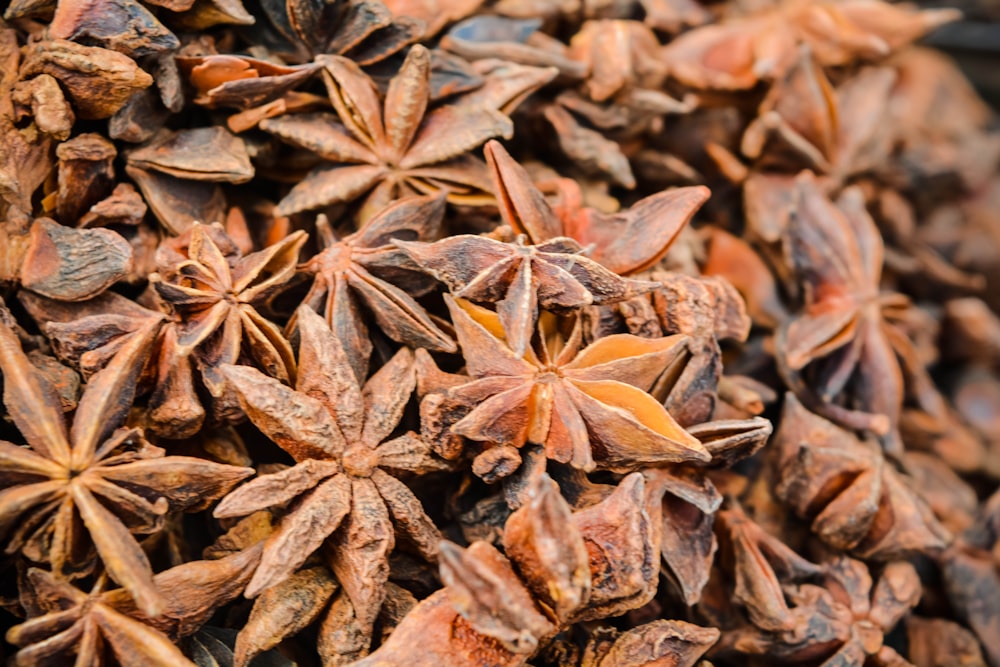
[437,297,708,473]
[21,222,306,438]
[214,305,447,662]
[358,473,717,666]
[297,193,455,380]
[396,229,658,357]
[7,547,260,666]
[1,0,998,664]
[261,44,513,220]
[774,394,950,559]
[0,302,252,615]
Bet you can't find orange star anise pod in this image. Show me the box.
[441,297,709,472]
[214,305,448,660]
[298,193,456,381]
[7,547,260,666]
[0,304,253,616]
[261,44,513,220]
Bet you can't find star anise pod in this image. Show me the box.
[6,0,253,59]
[650,271,752,426]
[716,530,922,667]
[6,547,260,666]
[437,297,709,473]
[773,394,950,559]
[261,44,513,220]
[643,415,773,607]
[21,222,306,438]
[357,473,714,666]
[775,172,924,452]
[0,304,253,615]
[396,201,659,356]
[213,305,448,662]
[297,193,456,380]
[662,0,959,90]
[1,217,133,303]
[249,0,425,65]
[124,126,255,234]
[485,140,710,277]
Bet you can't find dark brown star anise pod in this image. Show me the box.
[774,394,950,559]
[776,172,926,453]
[261,44,513,220]
[297,193,456,380]
[565,620,720,667]
[642,414,774,608]
[357,472,716,666]
[485,140,710,278]
[1,217,133,303]
[6,0,253,59]
[437,297,709,472]
[6,547,260,666]
[396,212,659,357]
[250,0,424,65]
[214,305,448,662]
[21,222,306,438]
[716,520,923,667]
[0,304,253,616]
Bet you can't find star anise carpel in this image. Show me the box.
[0,302,253,617]
[261,44,513,220]
[484,139,711,277]
[396,221,659,358]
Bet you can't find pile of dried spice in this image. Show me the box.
[2,0,1000,665]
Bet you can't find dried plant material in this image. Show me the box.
[776,172,921,453]
[651,271,751,425]
[359,473,711,665]
[262,44,512,220]
[1,0,998,664]
[128,127,254,184]
[0,302,253,615]
[774,394,950,559]
[179,55,322,109]
[250,0,422,65]
[216,306,447,662]
[488,140,709,276]
[14,218,133,301]
[20,39,153,119]
[48,0,180,57]
[7,548,260,666]
[298,194,456,380]
[662,0,959,90]
[20,223,305,437]
[436,297,708,472]
[396,228,658,357]
[441,16,587,79]
[905,616,988,667]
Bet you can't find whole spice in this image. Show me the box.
[0,2,998,666]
